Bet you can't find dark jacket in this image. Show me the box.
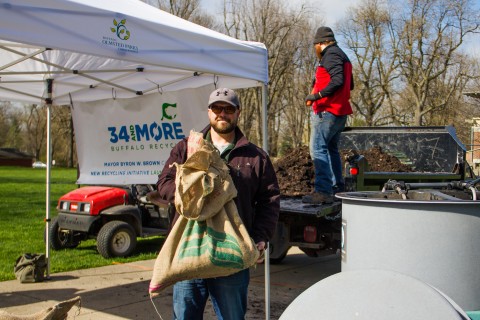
[156,125,280,243]
[312,43,354,116]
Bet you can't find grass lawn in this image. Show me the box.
[0,166,164,281]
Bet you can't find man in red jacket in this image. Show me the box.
[303,26,354,204]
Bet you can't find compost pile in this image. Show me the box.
[359,146,414,172]
[273,145,414,197]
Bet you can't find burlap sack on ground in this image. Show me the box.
[0,296,81,320]
[149,134,259,296]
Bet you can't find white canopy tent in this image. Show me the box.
[0,0,269,280]
[0,0,268,102]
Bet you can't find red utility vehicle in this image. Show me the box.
[48,184,172,258]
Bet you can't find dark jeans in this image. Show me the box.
[309,111,347,195]
[173,268,250,320]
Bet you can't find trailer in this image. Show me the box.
[269,125,478,263]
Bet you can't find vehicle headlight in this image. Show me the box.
[61,201,69,210]
[82,203,91,213]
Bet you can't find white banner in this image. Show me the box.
[73,85,213,185]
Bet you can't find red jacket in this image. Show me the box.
[156,125,280,243]
[312,44,354,116]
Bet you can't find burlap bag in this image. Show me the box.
[149,133,260,296]
[186,130,205,159]
[173,137,237,220]
[0,296,81,320]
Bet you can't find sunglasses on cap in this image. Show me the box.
[209,104,238,115]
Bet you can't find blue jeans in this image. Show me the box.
[173,268,250,320]
[310,111,347,195]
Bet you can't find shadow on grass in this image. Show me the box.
[51,236,166,258]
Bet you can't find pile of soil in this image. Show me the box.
[359,146,414,172]
[273,145,413,197]
[274,146,314,197]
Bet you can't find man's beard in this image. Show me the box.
[210,117,237,134]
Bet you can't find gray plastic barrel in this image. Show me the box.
[337,191,480,311]
[280,269,469,320]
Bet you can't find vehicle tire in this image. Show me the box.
[270,247,289,264]
[268,222,291,264]
[300,247,319,257]
[97,221,137,258]
[47,217,80,250]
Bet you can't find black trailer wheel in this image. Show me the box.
[47,217,80,250]
[268,222,291,264]
[97,221,137,258]
[270,247,290,264]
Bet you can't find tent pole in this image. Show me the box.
[261,83,270,320]
[45,79,53,279]
[262,84,268,152]
[265,242,271,320]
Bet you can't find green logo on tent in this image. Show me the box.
[161,103,177,120]
[111,19,130,40]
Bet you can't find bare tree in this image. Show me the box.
[396,0,480,125]
[143,0,217,28]
[338,0,403,126]
[430,54,480,147]
[277,25,320,153]
[221,0,317,155]
[24,104,46,161]
[50,105,76,167]
[461,60,480,159]
[0,102,77,166]
[0,102,11,147]
[0,102,26,150]
[5,111,25,150]
[337,0,479,130]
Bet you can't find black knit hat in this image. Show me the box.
[313,26,336,44]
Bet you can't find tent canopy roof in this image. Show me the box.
[0,0,268,104]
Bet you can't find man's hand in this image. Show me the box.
[256,241,266,264]
[305,93,321,102]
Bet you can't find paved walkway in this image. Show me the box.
[0,248,340,319]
